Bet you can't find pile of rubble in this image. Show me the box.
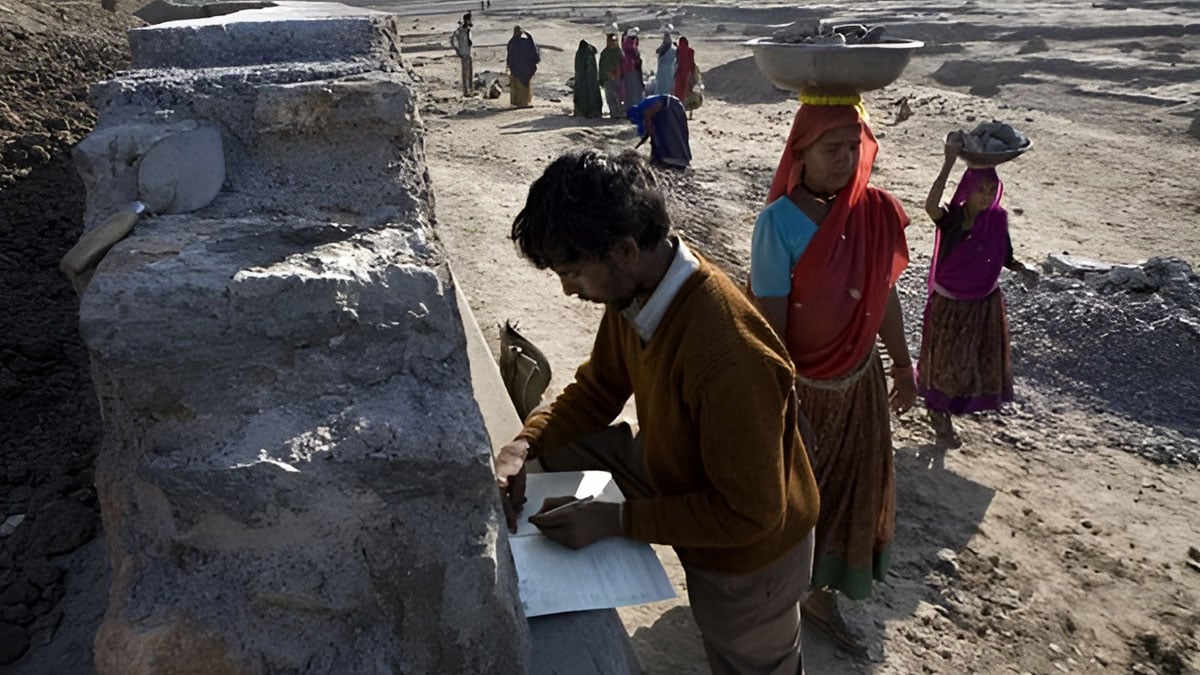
[895,253,1198,465]
[1007,254,1200,464]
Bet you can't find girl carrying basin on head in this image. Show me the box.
[748,97,915,655]
[917,134,1038,447]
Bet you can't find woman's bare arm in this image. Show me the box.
[926,133,961,222]
[753,296,788,344]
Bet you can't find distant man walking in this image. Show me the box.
[450,18,473,97]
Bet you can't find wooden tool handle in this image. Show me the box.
[60,202,146,278]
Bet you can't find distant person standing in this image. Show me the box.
[672,36,695,101]
[620,28,644,113]
[450,19,473,97]
[654,27,676,96]
[598,29,623,118]
[673,36,702,117]
[507,26,540,108]
[573,40,603,118]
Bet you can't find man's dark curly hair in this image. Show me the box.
[511,150,671,269]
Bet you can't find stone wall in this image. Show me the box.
[74,4,528,672]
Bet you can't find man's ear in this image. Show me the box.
[610,236,641,264]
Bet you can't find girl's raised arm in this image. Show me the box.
[926,132,962,223]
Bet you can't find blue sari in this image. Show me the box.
[627,95,691,168]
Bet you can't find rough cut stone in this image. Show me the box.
[134,0,275,26]
[0,622,31,665]
[529,610,641,674]
[128,1,403,69]
[77,5,529,673]
[1043,253,1114,277]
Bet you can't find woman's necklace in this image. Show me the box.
[803,182,837,203]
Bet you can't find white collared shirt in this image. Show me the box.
[621,238,701,342]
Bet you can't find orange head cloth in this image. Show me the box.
[762,104,910,380]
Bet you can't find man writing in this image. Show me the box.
[496,150,820,673]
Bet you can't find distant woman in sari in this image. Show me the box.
[654,28,676,96]
[506,26,540,108]
[749,101,915,654]
[573,39,603,118]
[598,31,623,118]
[917,135,1038,446]
[672,37,702,117]
[620,28,644,113]
[627,94,690,169]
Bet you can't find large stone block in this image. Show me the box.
[80,67,426,231]
[76,7,530,672]
[84,212,529,673]
[128,2,403,70]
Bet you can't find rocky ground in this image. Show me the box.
[2,0,1198,673]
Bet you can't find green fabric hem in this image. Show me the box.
[810,548,891,601]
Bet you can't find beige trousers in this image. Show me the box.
[540,424,815,674]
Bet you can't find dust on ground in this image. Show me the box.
[413,1,1200,674]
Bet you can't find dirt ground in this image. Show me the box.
[406,1,1200,673]
[2,0,1198,672]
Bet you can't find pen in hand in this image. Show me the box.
[533,495,594,520]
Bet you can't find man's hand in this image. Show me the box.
[889,364,917,414]
[528,496,622,550]
[496,439,530,533]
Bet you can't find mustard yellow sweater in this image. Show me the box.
[521,258,820,574]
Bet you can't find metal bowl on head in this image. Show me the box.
[744,37,924,96]
[960,139,1033,168]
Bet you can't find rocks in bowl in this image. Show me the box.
[958,121,1030,154]
[952,121,1032,166]
[772,21,887,45]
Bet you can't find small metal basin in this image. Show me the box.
[744,37,924,96]
[960,139,1034,168]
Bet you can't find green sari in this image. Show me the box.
[572,40,603,118]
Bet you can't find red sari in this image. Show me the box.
[765,105,909,380]
[756,104,910,599]
[672,37,695,102]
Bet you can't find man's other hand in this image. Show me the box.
[496,439,530,533]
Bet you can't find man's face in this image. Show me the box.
[550,242,640,309]
[798,124,861,194]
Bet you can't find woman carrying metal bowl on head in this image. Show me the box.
[748,97,915,655]
[916,133,1038,447]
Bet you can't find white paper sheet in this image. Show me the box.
[511,471,676,617]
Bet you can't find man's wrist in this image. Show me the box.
[515,433,539,461]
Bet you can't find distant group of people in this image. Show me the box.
[493,85,1032,669]
[587,25,700,167]
[584,26,701,120]
[449,17,699,167]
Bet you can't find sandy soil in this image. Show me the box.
[2,0,1197,673]
[398,1,1200,673]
